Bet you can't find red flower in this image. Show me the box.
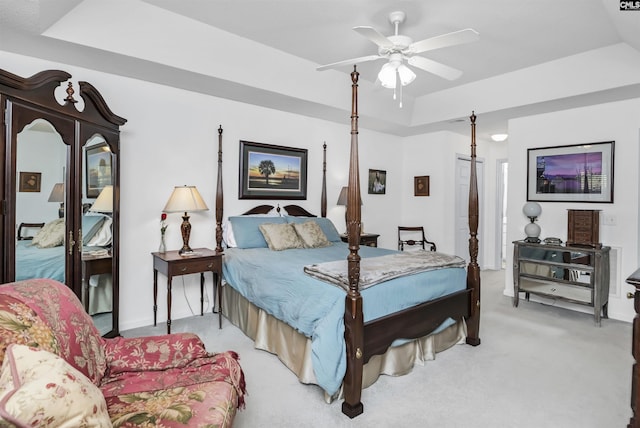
[161,213,167,221]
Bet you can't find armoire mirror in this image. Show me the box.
[1,68,126,337]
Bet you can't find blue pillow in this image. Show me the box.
[228,216,287,248]
[82,214,107,242]
[285,216,341,242]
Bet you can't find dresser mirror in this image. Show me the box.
[1,68,126,337]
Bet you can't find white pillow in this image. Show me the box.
[0,344,111,427]
[31,218,65,248]
[222,218,237,248]
[86,217,112,247]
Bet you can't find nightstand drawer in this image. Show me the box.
[167,258,220,276]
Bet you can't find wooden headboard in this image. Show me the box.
[241,204,317,217]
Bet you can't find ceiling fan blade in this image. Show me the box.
[353,26,394,49]
[316,54,382,71]
[410,28,479,54]
[407,56,463,81]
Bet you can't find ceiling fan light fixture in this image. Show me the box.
[397,64,416,86]
[378,62,398,88]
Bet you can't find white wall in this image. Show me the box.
[1,50,508,330]
[401,131,506,268]
[506,98,640,322]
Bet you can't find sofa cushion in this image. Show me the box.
[0,279,107,385]
[0,295,58,364]
[0,344,111,428]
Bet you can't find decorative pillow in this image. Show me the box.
[82,214,107,242]
[86,217,112,246]
[259,223,305,251]
[292,220,331,248]
[229,216,287,249]
[285,216,341,242]
[0,344,111,428]
[223,210,285,248]
[31,218,65,248]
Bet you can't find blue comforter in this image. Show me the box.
[222,242,466,395]
[16,240,65,281]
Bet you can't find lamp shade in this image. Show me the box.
[378,60,416,89]
[163,186,209,213]
[336,186,362,206]
[522,201,542,219]
[90,185,113,213]
[47,183,64,202]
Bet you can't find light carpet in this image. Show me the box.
[122,269,633,427]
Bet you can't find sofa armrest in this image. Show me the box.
[103,333,209,375]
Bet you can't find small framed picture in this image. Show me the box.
[18,172,41,192]
[414,176,429,196]
[368,169,386,194]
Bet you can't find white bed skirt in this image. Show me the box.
[221,282,466,402]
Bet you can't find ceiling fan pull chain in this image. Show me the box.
[393,70,398,101]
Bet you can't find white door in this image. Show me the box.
[455,155,484,266]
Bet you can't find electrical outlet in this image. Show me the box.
[603,214,617,226]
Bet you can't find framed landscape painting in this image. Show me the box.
[527,141,614,203]
[239,141,307,199]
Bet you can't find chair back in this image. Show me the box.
[397,226,437,252]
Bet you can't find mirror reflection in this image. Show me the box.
[82,135,114,335]
[15,119,67,283]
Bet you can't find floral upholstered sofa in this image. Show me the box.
[0,278,246,427]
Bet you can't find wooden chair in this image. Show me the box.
[398,226,436,252]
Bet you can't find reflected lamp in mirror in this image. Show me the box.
[47,182,65,218]
[163,185,209,255]
[522,201,542,243]
[89,185,113,214]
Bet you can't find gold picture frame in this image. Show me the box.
[18,171,41,192]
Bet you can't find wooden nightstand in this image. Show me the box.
[151,248,223,333]
[340,233,380,247]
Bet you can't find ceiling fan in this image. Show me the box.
[317,11,479,105]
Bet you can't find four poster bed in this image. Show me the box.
[213,67,481,417]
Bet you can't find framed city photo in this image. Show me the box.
[368,169,386,194]
[527,141,614,203]
[239,141,307,199]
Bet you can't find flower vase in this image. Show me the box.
[159,234,167,253]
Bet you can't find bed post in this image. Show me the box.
[342,66,364,418]
[466,112,481,346]
[321,142,327,217]
[215,125,224,253]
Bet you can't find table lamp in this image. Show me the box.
[163,185,209,254]
[47,182,65,218]
[89,185,113,214]
[522,201,542,243]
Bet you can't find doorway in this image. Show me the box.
[496,159,508,269]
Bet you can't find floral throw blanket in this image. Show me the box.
[304,251,466,291]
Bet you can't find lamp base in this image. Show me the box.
[524,237,541,243]
[179,213,192,255]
